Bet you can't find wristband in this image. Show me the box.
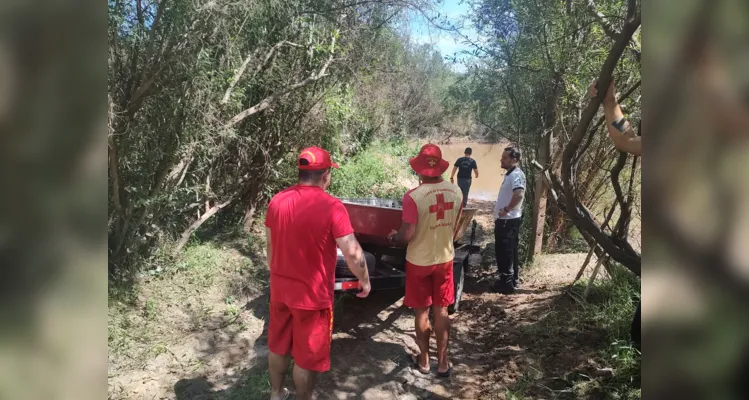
[612,117,628,133]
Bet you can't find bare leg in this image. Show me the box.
[292,364,318,400]
[414,307,432,370]
[432,305,451,373]
[269,351,291,399]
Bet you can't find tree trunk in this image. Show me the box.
[546,208,568,251]
[243,201,257,233]
[558,10,642,274]
[529,133,550,261]
[528,73,562,262]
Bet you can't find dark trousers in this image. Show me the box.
[494,218,522,288]
[631,300,641,349]
[457,178,471,207]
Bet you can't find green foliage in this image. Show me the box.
[457,0,641,258]
[108,0,464,277]
[328,140,419,199]
[573,267,640,342]
[552,225,592,254]
[511,267,640,399]
[108,239,267,372]
[322,85,375,157]
[570,268,641,399]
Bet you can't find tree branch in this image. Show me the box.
[131,0,170,110]
[136,0,145,29]
[577,79,641,161]
[627,0,637,20]
[609,150,630,238]
[621,155,639,236]
[586,0,641,62]
[532,160,559,203]
[108,135,124,224]
[225,34,337,128]
[221,49,257,104]
[586,0,618,39]
[173,195,236,255]
[557,9,641,274]
[254,40,310,78]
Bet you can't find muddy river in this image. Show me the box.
[438,143,507,201]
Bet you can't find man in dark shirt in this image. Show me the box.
[449,147,479,207]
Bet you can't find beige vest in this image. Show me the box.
[405,181,463,266]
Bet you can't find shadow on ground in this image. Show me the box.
[172,237,620,400]
[173,290,274,400]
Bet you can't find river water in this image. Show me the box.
[439,143,507,201]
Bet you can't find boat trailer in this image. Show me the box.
[334,198,480,314]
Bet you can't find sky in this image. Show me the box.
[406,0,483,72]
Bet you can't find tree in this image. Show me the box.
[107,0,462,275]
[461,0,641,272]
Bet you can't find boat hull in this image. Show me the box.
[339,198,478,247]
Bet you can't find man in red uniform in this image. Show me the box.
[388,144,463,378]
[264,146,371,400]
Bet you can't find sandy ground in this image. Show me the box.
[110,201,607,400]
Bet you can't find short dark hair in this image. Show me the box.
[298,159,329,182]
[504,146,521,161]
[464,147,472,155]
[298,168,328,182]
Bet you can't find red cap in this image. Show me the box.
[409,143,449,177]
[298,146,339,170]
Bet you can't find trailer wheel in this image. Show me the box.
[448,257,466,315]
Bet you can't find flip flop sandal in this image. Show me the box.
[436,365,453,378]
[273,388,290,400]
[409,354,431,374]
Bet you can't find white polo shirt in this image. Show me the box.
[492,166,526,220]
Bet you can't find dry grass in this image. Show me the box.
[108,233,271,398]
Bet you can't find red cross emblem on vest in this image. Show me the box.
[429,193,454,220]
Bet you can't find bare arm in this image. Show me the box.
[335,233,370,286]
[474,168,479,179]
[265,227,272,269]
[507,188,525,210]
[390,221,416,247]
[593,79,641,156]
[603,95,641,156]
[498,188,525,217]
[449,166,458,181]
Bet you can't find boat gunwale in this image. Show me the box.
[338,197,478,212]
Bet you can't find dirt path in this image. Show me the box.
[112,201,607,399]
[311,201,603,399]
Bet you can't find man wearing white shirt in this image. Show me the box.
[491,147,526,294]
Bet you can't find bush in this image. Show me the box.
[572,267,641,398]
[328,139,418,199]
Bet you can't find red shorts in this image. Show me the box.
[268,302,333,372]
[404,260,455,309]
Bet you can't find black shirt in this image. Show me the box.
[454,157,477,179]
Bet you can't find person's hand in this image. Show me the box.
[357,280,371,298]
[387,229,398,239]
[588,78,616,104]
[498,208,509,217]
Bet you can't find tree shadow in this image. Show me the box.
[172,288,434,399]
[171,237,627,400]
[174,376,215,399]
[174,359,272,400]
[450,285,621,399]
